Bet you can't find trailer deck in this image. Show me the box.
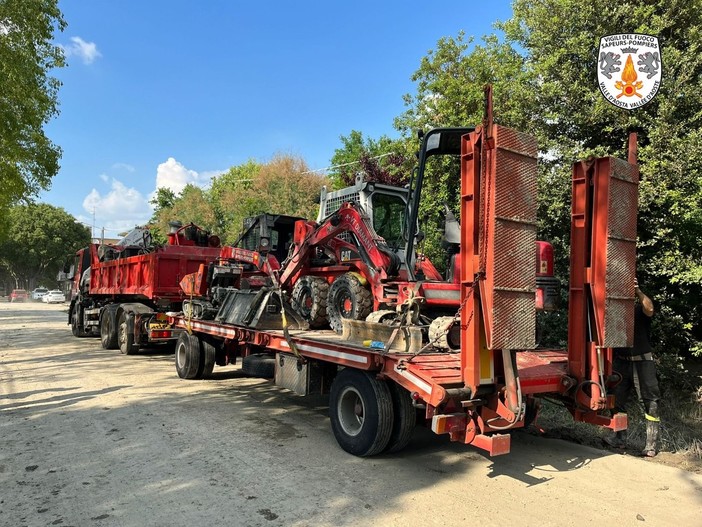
[173,317,568,401]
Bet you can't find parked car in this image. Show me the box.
[31,287,49,301]
[10,289,29,302]
[42,290,66,304]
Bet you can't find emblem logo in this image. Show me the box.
[598,34,662,110]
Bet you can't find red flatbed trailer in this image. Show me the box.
[169,109,638,457]
[171,317,572,456]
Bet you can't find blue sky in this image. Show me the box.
[42,0,513,235]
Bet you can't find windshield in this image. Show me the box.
[372,193,406,247]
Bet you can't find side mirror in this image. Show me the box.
[416,230,425,243]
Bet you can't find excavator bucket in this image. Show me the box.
[214,287,308,331]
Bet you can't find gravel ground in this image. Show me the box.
[1,302,701,527]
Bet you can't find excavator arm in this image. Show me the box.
[277,203,400,288]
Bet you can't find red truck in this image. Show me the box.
[68,222,222,354]
[167,95,640,457]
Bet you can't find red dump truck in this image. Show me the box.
[68,222,222,354]
[166,92,640,458]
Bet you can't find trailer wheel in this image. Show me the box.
[200,340,217,378]
[100,311,118,349]
[241,353,275,378]
[291,276,329,328]
[117,312,139,355]
[384,383,416,454]
[329,368,393,456]
[175,332,201,379]
[327,273,373,333]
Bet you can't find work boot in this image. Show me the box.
[604,429,627,449]
[642,420,660,457]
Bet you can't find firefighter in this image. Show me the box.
[608,280,661,457]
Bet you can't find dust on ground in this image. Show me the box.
[2,302,702,527]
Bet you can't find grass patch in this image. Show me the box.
[527,384,702,465]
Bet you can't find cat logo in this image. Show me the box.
[598,34,662,110]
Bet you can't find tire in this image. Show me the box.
[327,273,373,334]
[71,310,81,337]
[117,311,139,355]
[175,332,201,379]
[71,305,90,338]
[200,340,217,378]
[100,310,118,349]
[384,383,416,454]
[291,276,329,328]
[241,353,275,378]
[329,368,393,457]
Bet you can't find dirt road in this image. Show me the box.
[1,302,701,527]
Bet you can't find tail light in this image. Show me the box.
[535,241,559,311]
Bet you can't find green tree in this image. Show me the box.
[209,159,261,238]
[328,131,411,189]
[390,0,702,356]
[0,203,91,288]
[499,0,702,355]
[212,155,327,243]
[0,0,66,211]
[153,184,218,240]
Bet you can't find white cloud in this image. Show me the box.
[62,36,102,65]
[99,173,109,182]
[156,157,213,194]
[82,178,152,234]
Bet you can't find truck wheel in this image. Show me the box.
[291,276,329,328]
[241,353,275,378]
[71,306,90,338]
[327,273,373,333]
[117,312,139,355]
[100,311,118,349]
[175,332,201,379]
[200,340,217,378]
[70,311,81,337]
[329,368,393,456]
[384,383,416,454]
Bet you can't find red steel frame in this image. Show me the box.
[567,152,638,427]
[169,126,639,455]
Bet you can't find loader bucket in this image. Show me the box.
[214,287,308,330]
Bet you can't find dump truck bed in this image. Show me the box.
[89,245,221,301]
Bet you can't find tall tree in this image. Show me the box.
[0,0,66,211]
[0,203,91,288]
[393,0,702,356]
[499,0,702,355]
[213,155,327,243]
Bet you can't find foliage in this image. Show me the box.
[152,155,328,245]
[151,184,218,240]
[0,0,66,211]
[498,0,702,357]
[0,203,91,288]
[381,0,702,358]
[328,131,412,189]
